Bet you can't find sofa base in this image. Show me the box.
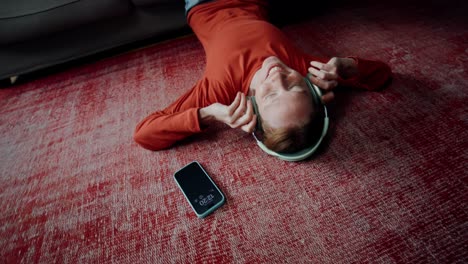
[0,5,189,81]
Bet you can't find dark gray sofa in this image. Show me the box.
[0,0,189,82]
[0,0,324,84]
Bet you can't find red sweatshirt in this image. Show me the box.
[134,0,392,151]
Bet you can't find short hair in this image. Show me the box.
[252,73,326,154]
[261,110,323,154]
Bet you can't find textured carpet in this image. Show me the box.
[1,1,467,263]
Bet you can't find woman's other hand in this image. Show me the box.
[308,57,358,104]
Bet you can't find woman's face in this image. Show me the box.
[252,56,314,129]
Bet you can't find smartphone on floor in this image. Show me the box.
[174,161,225,218]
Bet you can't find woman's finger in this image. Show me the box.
[228,92,242,114]
[310,61,325,70]
[308,67,338,81]
[321,91,335,104]
[232,98,254,128]
[231,93,247,123]
[311,60,337,72]
[310,58,337,71]
[309,75,338,91]
[241,114,257,133]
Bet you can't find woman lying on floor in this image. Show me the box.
[134,0,392,161]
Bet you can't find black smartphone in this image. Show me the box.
[174,161,226,218]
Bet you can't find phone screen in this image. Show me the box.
[174,161,225,217]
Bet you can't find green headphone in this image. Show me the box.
[250,74,329,161]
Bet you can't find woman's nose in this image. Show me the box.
[264,72,289,91]
[274,75,289,90]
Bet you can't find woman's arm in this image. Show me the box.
[134,101,204,151]
[337,57,392,91]
[134,82,255,151]
[308,57,392,92]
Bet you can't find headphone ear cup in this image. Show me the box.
[250,96,262,132]
[250,96,258,114]
[304,75,324,108]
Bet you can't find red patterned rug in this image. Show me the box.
[1,1,467,263]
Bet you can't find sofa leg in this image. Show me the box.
[10,76,18,85]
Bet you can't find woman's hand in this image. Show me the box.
[308,57,358,104]
[199,92,257,133]
[308,58,339,104]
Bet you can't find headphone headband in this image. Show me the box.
[250,75,329,161]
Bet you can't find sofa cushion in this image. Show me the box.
[0,0,79,18]
[0,0,132,45]
[131,0,174,7]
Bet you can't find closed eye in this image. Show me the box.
[264,93,277,100]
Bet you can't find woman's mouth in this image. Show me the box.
[266,64,283,78]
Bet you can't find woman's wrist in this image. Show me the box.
[339,57,359,79]
[199,105,215,125]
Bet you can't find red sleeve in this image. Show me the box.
[300,54,392,91]
[338,57,392,91]
[134,78,234,151]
